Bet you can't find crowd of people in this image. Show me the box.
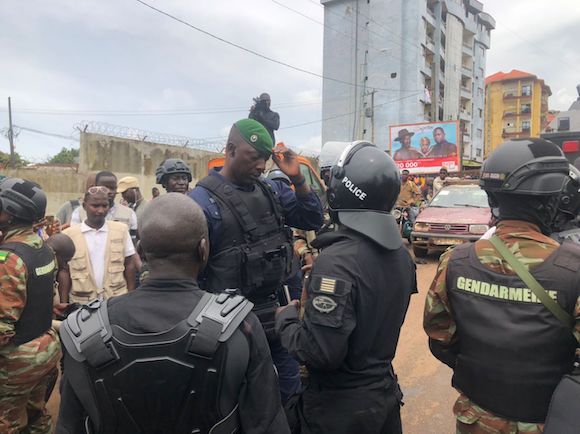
[0,108,579,434]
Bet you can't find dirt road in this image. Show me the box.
[396,253,457,433]
[46,250,458,433]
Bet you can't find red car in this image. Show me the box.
[411,182,491,257]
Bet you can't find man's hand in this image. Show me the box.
[272,143,302,180]
[276,299,300,317]
[53,302,71,319]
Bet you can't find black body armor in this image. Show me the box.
[197,175,293,303]
[446,242,580,422]
[2,241,56,346]
[59,291,253,434]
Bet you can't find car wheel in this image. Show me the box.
[413,245,428,257]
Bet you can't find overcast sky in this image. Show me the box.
[1,0,579,161]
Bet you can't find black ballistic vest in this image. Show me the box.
[2,241,56,346]
[59,291,253,434]
[446,242,580,422]
[197,175,293,302]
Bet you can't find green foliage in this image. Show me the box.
[47,147,79,164]
[0,150,28,167]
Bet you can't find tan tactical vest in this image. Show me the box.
[64,221,129,303]
[77,204,134,229]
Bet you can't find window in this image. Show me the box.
[521,85,532,96]
[558,117,570,131]
[521,103,531,113]
[521,120,531,131]
[476,129,482,138]
[478,109,483,118]
[476,148,482,157]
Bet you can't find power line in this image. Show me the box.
[281,91,423,130]
[270,0,421,72]
[494,18,577,71]
[133,0,421,93]
[11,125,79,141]
[0,94,360,117]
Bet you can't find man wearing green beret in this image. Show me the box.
[188,118,323,406]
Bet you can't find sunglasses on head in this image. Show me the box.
[87,186,110,195]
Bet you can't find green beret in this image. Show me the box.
[233,119,273,156]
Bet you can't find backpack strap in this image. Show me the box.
[186,289,254,358]
[60,298,118,369]
[489,235,576,333]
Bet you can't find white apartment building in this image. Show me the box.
[320,0,495,163]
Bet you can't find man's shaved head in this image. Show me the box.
[46,233,76,264]
[139,193,208,262]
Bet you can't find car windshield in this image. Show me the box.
[430,186,489,208]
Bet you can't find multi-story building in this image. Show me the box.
[320,0,495,163]
[484,70,551,156]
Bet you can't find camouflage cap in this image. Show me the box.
[233,119,273,156]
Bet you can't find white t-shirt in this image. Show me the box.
[71,204,138,230]
[80,222,135,289]
[480,226,497,240]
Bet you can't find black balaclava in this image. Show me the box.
[493,193,560,235]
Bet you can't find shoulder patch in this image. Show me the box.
[0,251,9,263]
[311,275,351,295]
[312,295,338,313]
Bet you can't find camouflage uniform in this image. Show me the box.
[0,228,61,434]
[424,220,580,434]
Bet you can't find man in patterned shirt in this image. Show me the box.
[424,139,580,433]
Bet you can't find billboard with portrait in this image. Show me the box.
[389,121,460,174]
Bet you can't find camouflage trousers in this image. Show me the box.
[0,329,61,434]
[454,393,544,434]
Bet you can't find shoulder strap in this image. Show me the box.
[197,175,258,236]
[256,179,284,226]
[59,298,119,368]
[489,235,576,333]
[186,289,253,357]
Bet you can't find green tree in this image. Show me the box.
[0,150,28,167]
[47,147,79,164]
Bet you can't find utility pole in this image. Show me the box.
[7,97,15,167]
[370,90,376,144]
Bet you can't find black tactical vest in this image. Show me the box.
[197,175,293,302]
[59,291,253,434]
[1,241,56,346]
[446,241,580,422]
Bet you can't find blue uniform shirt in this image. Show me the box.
[188,170,323,254]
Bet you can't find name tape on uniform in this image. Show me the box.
[456,276,559,303]
[341,176,367,201]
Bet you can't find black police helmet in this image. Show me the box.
[155,159,193,184]
[266,169,291,186]
[480,139,569,196]
[0,178,46,223]
[327,141,402,250]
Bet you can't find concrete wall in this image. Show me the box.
[2,133,223,216]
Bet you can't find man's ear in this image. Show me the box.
[226,142,236,158]
[197,238,209,265]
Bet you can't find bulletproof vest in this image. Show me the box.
[1,241,56,346]
[446,242,580,422]
[197,174,293,302]
[59,290,253,434]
